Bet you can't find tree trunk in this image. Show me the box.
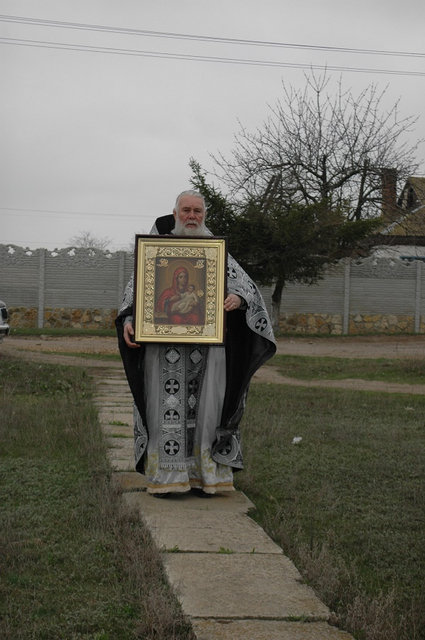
[271,278,284,334]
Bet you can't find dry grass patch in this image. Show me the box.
[236,383,425,640]
[0,355,194,640]
[271,353,425,385]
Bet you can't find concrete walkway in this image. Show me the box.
[94,368,355,640]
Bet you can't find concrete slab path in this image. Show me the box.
[94,369,355,640]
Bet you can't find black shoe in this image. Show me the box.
[191,488,212,498]
[152,492,171,498]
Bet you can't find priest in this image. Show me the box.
[116,190,276,496]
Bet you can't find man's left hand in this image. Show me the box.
[224,294,242,312]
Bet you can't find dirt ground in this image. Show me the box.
[275,334,425,360]
[2,333,425,359]
[0,335,122,370]
[1,333,425,393]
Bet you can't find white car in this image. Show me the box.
[0,300,10,342]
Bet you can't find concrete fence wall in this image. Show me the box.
[0,245,134,329]
[1,244,424,334]
[276,256,425,334]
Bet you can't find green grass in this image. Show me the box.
[236,383,425,640]
[277,331,419,338]
[38,350,121,361]
[0,356,194,640]
[16,350,425,377]
[271,354,425,385]
[10,327,116,337]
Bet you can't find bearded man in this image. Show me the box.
[116,190,276,496]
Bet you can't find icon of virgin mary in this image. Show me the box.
[155,266,202,325]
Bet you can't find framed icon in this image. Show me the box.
[133,235,227,344]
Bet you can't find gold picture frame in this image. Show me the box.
[133,235,227,344]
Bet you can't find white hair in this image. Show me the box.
[174,190,207,214]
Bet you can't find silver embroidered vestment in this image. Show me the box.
[117,222,275,494]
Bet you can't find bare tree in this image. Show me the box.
[193,74,422,329]
[69,230,111,251]
[190,159,380,330]
[213,72,421,221]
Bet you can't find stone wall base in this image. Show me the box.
[8,307,425,335]
[279,313,424,335]
[9,307,118,330]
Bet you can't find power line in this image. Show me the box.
[0,206,151,219]
[1,36,424,77]
[2,239,136,250]
[2,238,106,246]
[0,13,424,58]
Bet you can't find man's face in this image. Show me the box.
[173,195,205,235]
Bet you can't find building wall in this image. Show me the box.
[1,244,424,334]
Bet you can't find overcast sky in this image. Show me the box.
[1,0,424,251]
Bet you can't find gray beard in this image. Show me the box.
[174,219,209,237]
